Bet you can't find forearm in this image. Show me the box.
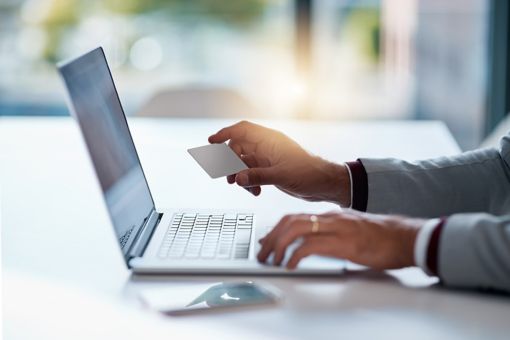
[349,147,510,218]
[435,214,510,292]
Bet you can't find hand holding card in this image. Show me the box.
[188,143,248,179]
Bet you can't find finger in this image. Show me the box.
[272,215,342,265]
[235,167,278,187]
[258,214,311,263]
[228,140,243,157]
[208,121,252,144]
[249,186,261,196]
[227,144,249,185]
[241,186,261,196]
[257,214,296,263]
[239,155,261,194]
[258,214,348,264]
[240,153,259,168]
[241,152,271,168]
[228,139,258,157]
[272,218,321,265]
[286,236,335,269]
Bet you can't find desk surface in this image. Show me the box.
[1,117,509,340]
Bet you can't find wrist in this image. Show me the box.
[318,160,351,206]
[400,218,425,267]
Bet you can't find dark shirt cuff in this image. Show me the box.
[426,217,447,277]
[346,160,368,212]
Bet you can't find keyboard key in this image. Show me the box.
[234,229,251,244]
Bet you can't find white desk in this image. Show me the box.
[1,117,509,340]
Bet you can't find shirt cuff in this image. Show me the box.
[343,163,354,209]
[345,160,368,212]
[414,218,440,275]
[426,217,446,277]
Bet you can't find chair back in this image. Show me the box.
[136,87,259,118]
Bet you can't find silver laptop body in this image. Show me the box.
[58,47,344,275]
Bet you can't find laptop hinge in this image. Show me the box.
[128,209,161,259]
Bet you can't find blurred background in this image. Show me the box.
[0,0,508,150]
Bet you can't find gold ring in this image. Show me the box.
[310,215,320,233]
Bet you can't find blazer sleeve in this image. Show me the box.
[439,213,510,292]
[358,131,510,218]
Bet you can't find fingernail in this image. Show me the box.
[237,173,249,186]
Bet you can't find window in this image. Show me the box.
[0,0,493,149]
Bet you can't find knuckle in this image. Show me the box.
[275,217,293,233]
[287,214,299,223]
[276,214,298,231]
[299,213,310,221]
[281,214,292,224]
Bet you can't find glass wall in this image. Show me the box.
[0,0,490,149]
[311,0,489,148]
[414,0,489,149]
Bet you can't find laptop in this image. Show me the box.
[57,47,344,275]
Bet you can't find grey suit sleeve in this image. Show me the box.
[359,131,510,218]
[439,213,510,292]
[357,131,510,291]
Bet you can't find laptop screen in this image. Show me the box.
[58,47,155,261]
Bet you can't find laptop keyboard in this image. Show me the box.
[119,226,134,249]
[158,213,253,260]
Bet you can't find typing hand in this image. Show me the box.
[257,210,423,270]
[208,121,351,206]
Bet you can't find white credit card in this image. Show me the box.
[188,143,248,179]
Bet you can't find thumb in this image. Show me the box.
[236,168,278,187]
